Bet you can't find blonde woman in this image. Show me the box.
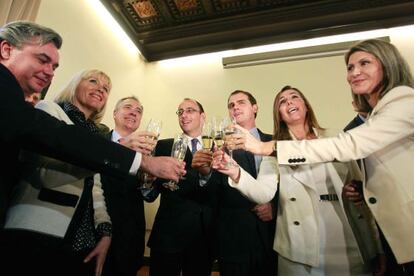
[4,70,116,276]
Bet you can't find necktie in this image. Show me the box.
[191,138,198,155]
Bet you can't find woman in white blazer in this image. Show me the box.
[214,86,383,275]
[228,39,414,274]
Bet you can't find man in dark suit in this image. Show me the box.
[218,90,277,276]
[0,21,183,227]
[148,98,217,276]
[102,96,149,276]
[193,90,277,276]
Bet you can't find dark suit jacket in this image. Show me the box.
[214,129,275,263]
[0,63,135,226]
[101,131,146,275]
[344,115,365,168]
[344,114,365,131]
[148,138,218,254]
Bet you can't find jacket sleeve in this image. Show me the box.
[277,86,414,165]
[92,173,112,226]
[228,156,279,204]
[0,96,137,177]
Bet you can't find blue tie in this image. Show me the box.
[191,138,198,155]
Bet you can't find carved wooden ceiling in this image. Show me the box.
[100,0,414,61]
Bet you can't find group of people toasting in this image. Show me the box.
[0,19,414,276]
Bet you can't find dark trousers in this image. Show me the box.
[219,246,277,276]
[1,230,95,276]
[379,226,414,276]
[149,239,213,276]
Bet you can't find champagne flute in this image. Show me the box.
[223,117,238,167]
[141,119,162,189]
[212,117,224,150]
[201,120,213,151]
[163,134,189,191]
[146,119,162,144]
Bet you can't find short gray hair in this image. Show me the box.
[114,96,142,112]
[0,21,62,49]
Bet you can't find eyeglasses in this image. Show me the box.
[176,108,200,116]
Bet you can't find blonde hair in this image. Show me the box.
[273,85,324,140]
[54,69,111,123]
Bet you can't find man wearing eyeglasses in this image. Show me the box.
[147,98,218,276]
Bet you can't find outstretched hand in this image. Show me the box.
[141,156,186,182]
[211,149,240,182]
[225,125,265,155]
[119,130,157,155]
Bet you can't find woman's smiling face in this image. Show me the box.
[74,74,110,118]
[277,89,307,126]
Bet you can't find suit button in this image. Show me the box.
[293,221,300,225]
[290,197,296,201]
[368,197,377,204]
[301,158,306,162]
[288,158,293,163]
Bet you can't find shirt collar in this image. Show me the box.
[249,127,260,140]
[182,133,201,142]
[111,130,123,143]
[358,113,366,122]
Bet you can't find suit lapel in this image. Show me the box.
[184,145,193,167]
[291,165,317,191]
[326,162,349,208]
[245,151,257,178]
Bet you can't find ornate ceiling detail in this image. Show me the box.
[101,0,414,61]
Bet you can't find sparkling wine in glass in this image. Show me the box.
[201,121,213,151]
[223,117,238,167]
[163,135,189,191]
[141,119,162,189]
[146,119,162,143]
[212,117,224,150]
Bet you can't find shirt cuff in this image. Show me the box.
[96,222,112,238]
[129,152,142,175]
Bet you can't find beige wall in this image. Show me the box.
[36,0,414,253]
